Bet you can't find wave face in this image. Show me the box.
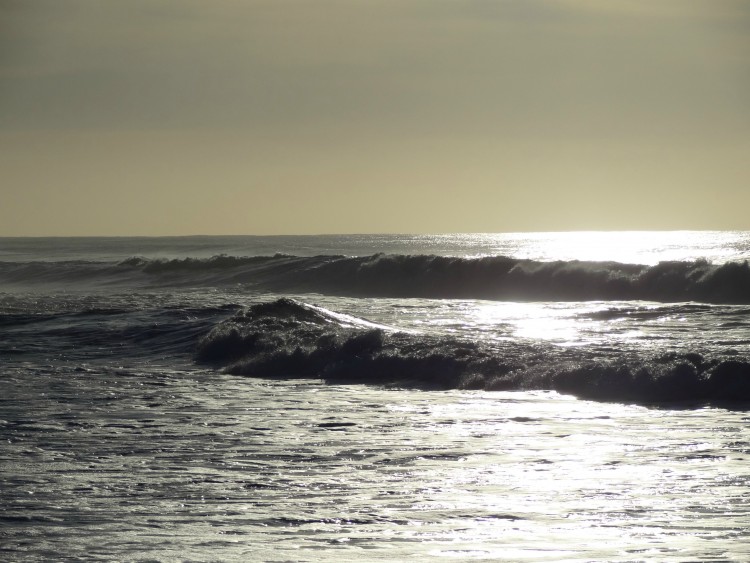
[111,254,750,303]
[4,254,750,304]
[196,298,750,404]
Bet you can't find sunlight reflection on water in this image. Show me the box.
[468,230,750,264]
[3,231,750,562]
[2,363,749,561]
[374,297,750,354]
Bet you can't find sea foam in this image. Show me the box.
[197,298,750,404]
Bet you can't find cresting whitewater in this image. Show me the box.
[2,232,750,561]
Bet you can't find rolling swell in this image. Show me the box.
[3,254,750,304]
[126,254,750,303]
[197,298,750,405]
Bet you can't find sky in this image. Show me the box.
[1,0,749,236]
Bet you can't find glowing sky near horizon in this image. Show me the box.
[1,0,749,236]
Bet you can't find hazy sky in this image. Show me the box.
[2,0,749,235]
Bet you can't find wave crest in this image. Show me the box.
[121,254,750,303]
[4,254,750,303]
[197,298,750,404]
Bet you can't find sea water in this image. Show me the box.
[2,232,750,561]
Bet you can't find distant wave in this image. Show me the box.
[197,298,750,404]
[104,253,750,303]
[2,254,750,304]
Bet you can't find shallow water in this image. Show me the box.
[2,365,749,562]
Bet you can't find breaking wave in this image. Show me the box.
[197,298,750,404]
[3,254,750,304]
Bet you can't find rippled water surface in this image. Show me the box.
[3,232,750,561]
[3,366,749,562]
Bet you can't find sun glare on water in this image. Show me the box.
[481,231,746,265]
[470,302,584,345]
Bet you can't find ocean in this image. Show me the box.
[2,232,750,561]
